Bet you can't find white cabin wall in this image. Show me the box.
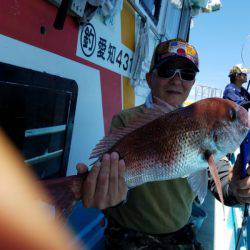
[0,35,105,175]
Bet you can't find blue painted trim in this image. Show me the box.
[73,213,104,242]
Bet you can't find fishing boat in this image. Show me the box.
[0,0,248,249]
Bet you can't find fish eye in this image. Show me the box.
[229,108,237,121]
[204,150,212,161]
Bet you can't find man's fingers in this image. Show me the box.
[118,159,128,200]
[232,154,241,179]
[80,155,128,209]
[76,163,88,173]
[247,164,250,175]
[118,159,126,179]
[108,152,119,199]
[238,176,250,189]
[237,196,250,204]
[237,188,250,198]
[93,154,110,207]
[236,197,248,205]
[82,163,100,207]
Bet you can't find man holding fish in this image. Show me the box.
[77,39,250,249]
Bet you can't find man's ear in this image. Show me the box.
[146,72,153,89]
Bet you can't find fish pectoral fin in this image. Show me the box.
[207,155,225,216]
[187,169,208,204]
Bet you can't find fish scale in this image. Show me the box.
[113,112,206,188]
[42,98,250,217]
[89,98,249,207]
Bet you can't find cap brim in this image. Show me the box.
[241,68,250,74]
[155,55,199,72]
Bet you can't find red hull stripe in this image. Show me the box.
[0,0,122,133]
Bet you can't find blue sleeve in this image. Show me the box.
[223,88,245,105]
[241,88,250,101]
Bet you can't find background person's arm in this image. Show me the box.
[208,156,250,205]
[208,158,238,206]
[224,87,246,105]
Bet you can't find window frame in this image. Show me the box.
[139,0,162,25]
[0,61,78,178]
[177,0,192,41]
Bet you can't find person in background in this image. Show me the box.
[223,65,250,163]
[77,39,250,250]
[223,64,250,105]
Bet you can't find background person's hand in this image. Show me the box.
[229,154,250,204]
[76,152,128,209]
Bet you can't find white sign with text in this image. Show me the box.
[76,18,134,77]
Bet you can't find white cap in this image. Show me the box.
[229,64,250,76]
[235,64,250,74]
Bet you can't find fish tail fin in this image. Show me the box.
[41,173,87,219]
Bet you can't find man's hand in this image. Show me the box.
[76,152,128,210]
[229,154,250,204]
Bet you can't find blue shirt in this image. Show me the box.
[223,83,250,105]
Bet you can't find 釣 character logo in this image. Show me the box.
[80,23,96,57]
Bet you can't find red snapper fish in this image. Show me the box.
[42,98,250,216]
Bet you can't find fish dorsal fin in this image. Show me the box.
[89,101,176,160]
[207,155,225,218]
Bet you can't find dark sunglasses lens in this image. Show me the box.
[180,70,196,81]
[158,68,175,78]
[241,73,247,77]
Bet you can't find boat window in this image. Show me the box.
[165,0,183,39]
[0,62,77,180]
[178,1,191,41]
[139,0,162,25]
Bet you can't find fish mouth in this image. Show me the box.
[236,105,250,129]
[203,149,214,161]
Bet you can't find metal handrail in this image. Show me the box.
[25,149,63,165]
[25,125,66,138]
[127,0,161,41]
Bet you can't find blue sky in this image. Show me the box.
[190,0,250,91]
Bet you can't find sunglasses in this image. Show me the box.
[157,68,196,82]
[237,73,247,77]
